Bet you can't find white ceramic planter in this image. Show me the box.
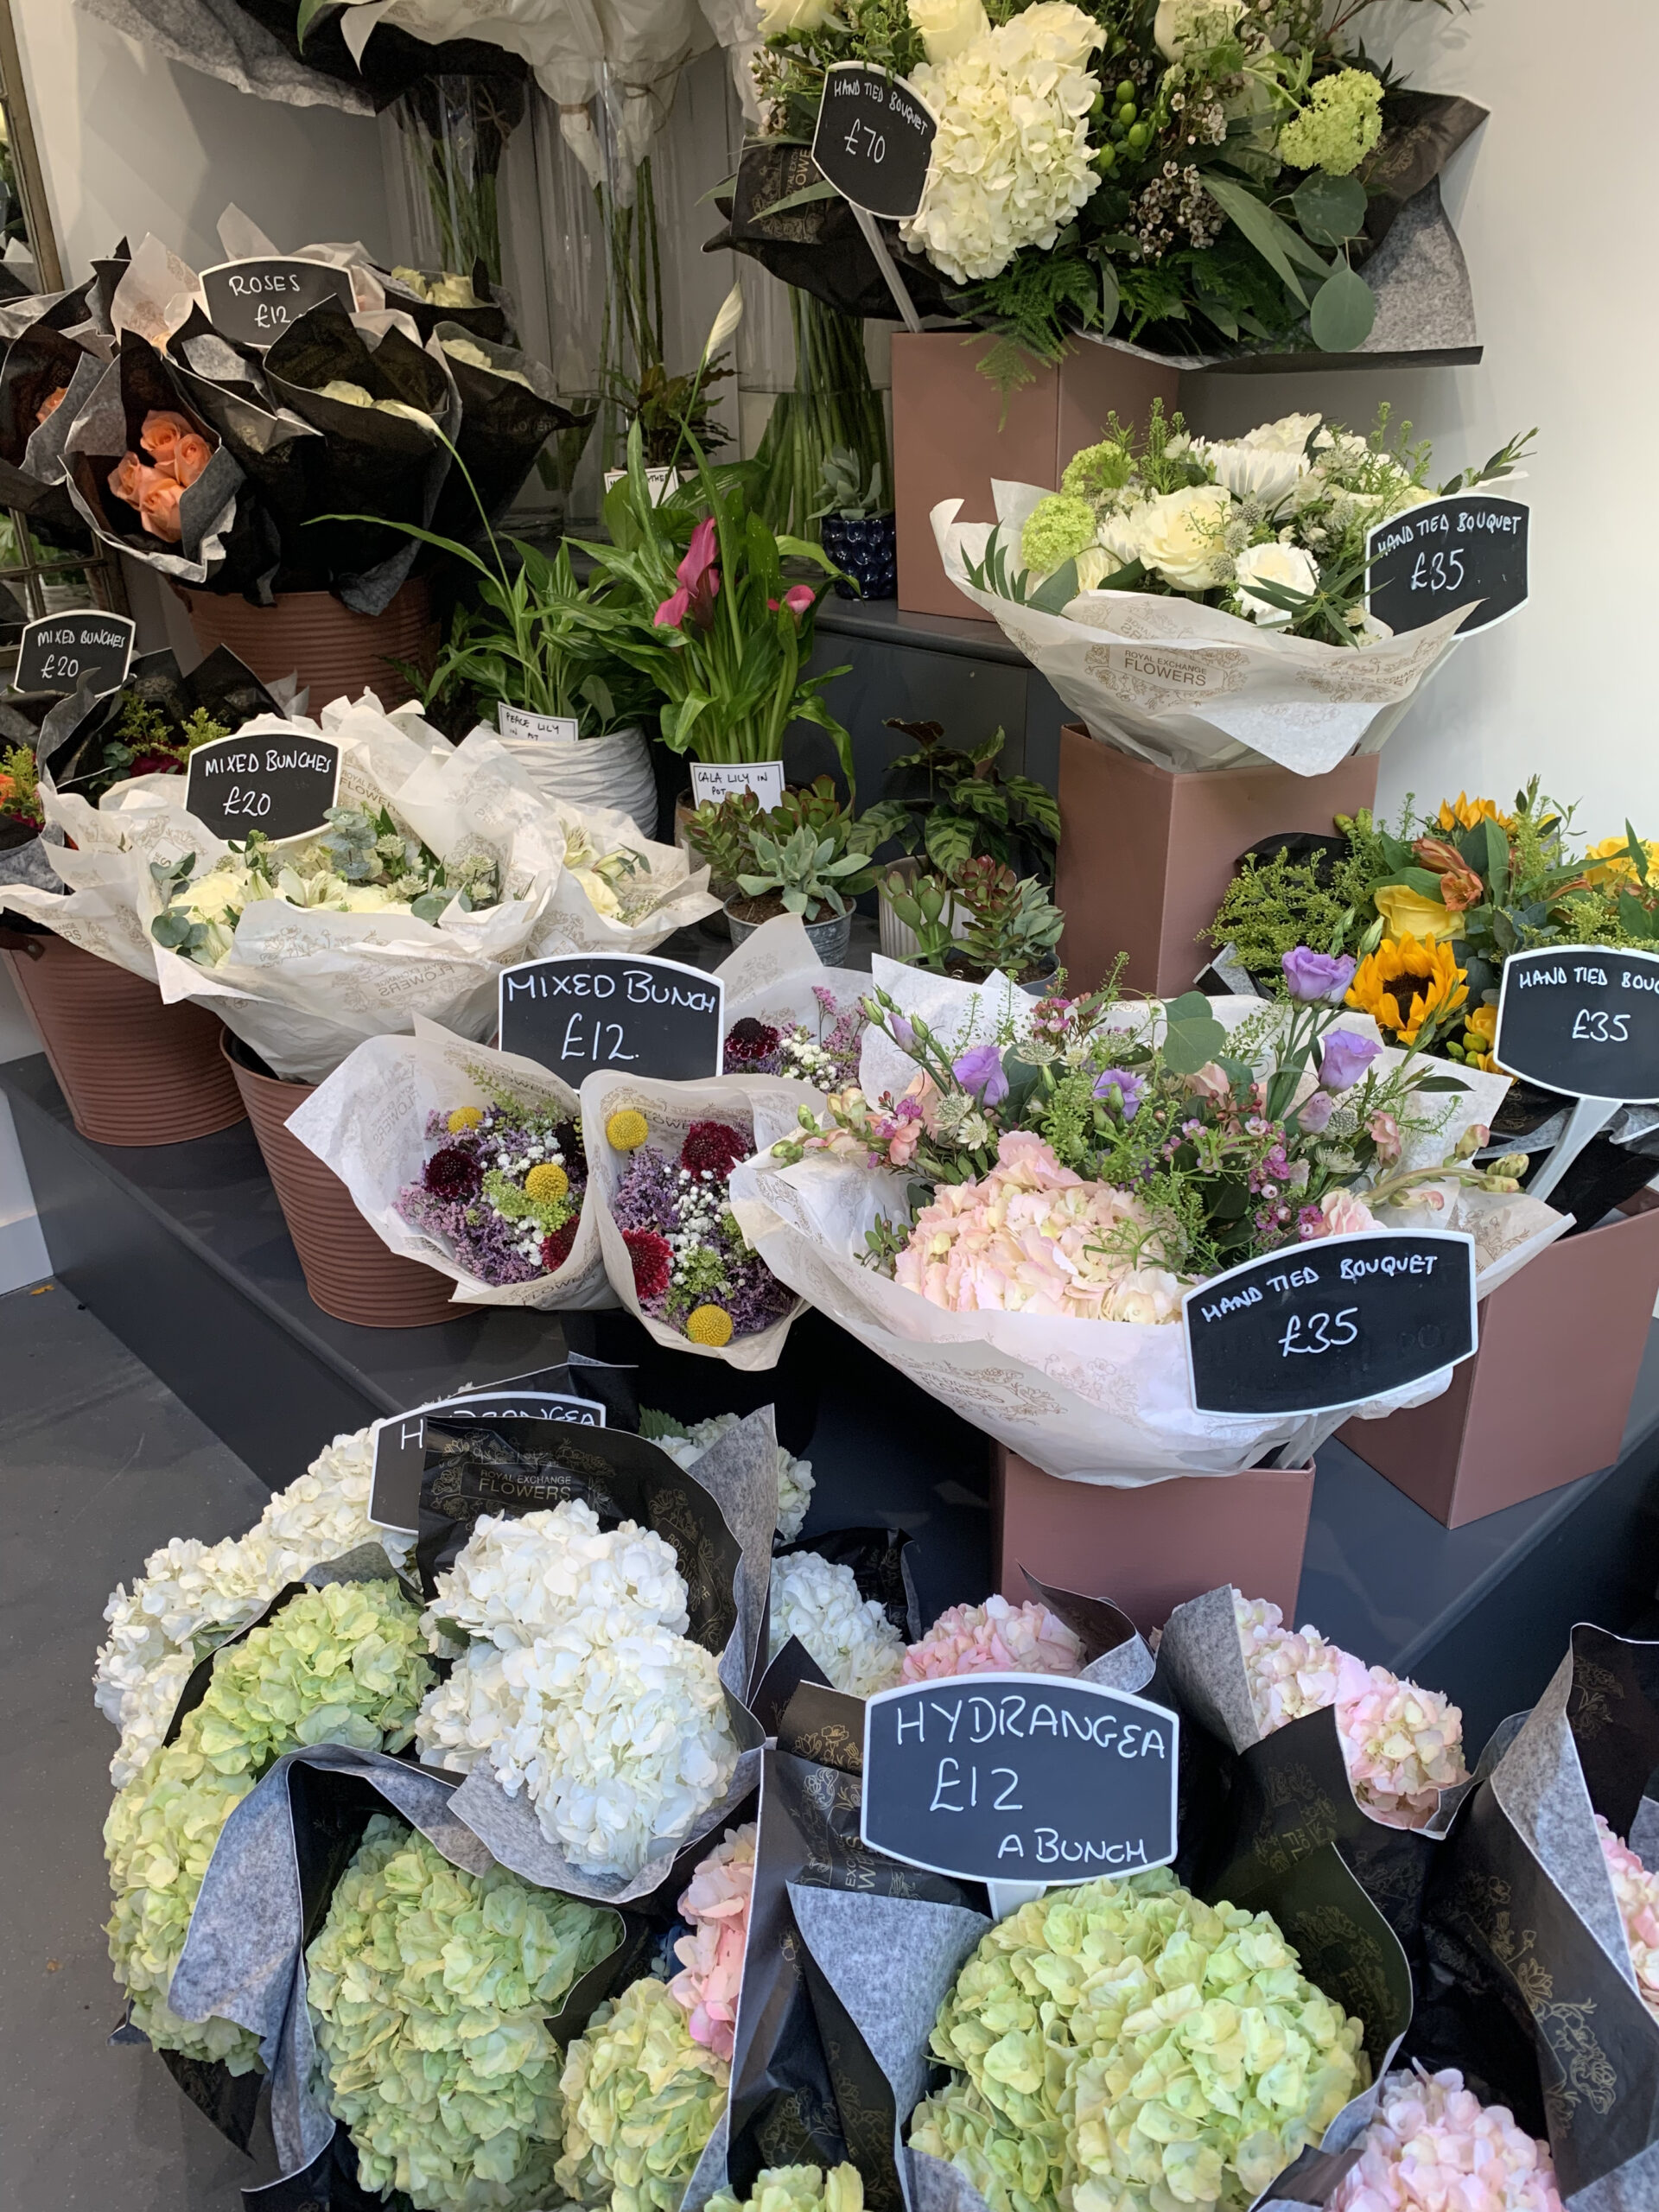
[499,723,658,840]
[876,857,971,962]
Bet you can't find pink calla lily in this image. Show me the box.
[655,516,721,629]
[767,583,816,620]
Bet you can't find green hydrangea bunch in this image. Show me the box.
[105,1578,431,2072]
[308,1815,619,2212]
[910,1871,1368,2212]
[556,1974,729,2212]
[705,2166,866,2212]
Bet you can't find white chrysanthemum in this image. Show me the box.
[769,1554,906,1699]
[901,2,1103,283]
[95,1426,411,1787]
[654,1414,815,1544]
[421,1501,688,1652]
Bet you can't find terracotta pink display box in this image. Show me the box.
[1338,1201,1659,1528]
[1052,722,1380,1000]
[993,1446,1314,1638]
[890,332,1179,620]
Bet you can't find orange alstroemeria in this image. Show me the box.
[1412,835,1485,914]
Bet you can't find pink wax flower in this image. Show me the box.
[901,1595,1084,1682]
[668,1821,755,2062]
[1328,2067,1564,2212]
[655,517,721,630]
[1596,1815,1659,2024]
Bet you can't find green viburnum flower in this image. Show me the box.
[1278,69,1382,177]
[705,2165,867,2212]
[1020,494,1099,576]
[1061,442,1135,500]
[308,1815,619,2212]
[912,1871,1368,2212]
[105,1579,431,2073]
[556,1974,729,2212]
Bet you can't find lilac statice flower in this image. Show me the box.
[1319,1028,1382,1092]
[1282,947,1358,1003]
[1091,1067,1145,1119]
[952,1043,1008,1105]
[611,1145,683,1236]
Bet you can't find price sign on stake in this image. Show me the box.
[200,257,355,347]
[811,65,938,221]
[498,954,725,1084]
[1365,494,1529,639]
[861,1673,1179,1916]
[15,610,135,697]
[368,1389,607,1534]
[1495,946,1659,1105]
[1182,1230,1477,1418]
[184,732,341,845]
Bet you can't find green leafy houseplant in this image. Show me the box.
[861,721,1060,883]
[884,859,1063,984]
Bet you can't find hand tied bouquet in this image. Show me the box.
[766,1550,907,1697]
[646,1410,816,1544]
[397,1087,588,1285]
[907,1870,1369,2212]
[106,407,218,544]
[724,987,867,1092]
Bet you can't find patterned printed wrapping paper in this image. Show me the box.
[1413,1625,1659,2211]
[931,486,1474,777]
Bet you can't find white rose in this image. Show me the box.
[1233,539,1320,627]
[1129,483,1233,591]
[908,0,989,62]
[1153,0,1243,59]
[1201,438,1307,511]
[1239,410,1323,455]
[756,0,838,35]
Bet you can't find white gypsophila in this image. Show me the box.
[902,3,1103,284]
[768,1553,906,1699]
[654,1414,816,1544]
[420,1502,689,1653]
[94,1425,411,1787]
[416,1614,739,1878]
[1232,539,1321,627]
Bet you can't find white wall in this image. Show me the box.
[10,0,391,279]
[1183,0,1659,841]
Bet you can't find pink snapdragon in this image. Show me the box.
[1596,1815,1659,2024]
[901,1595,1084,1681]
[1327,2067,1564,2212]
[655,518,721,630]
[668,1821,756,2062]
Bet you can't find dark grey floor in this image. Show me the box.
[1,1280,280,2206]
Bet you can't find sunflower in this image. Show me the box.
[1346,934,1469,1047]
[1436,791,1514,834]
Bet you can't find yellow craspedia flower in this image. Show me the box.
[446,1106,484,1133]
[1374,881,1457,944]
[685,1305,734,1347]
[524,1160,569,1202]
[1581,834,1659,885]
[1436,791,1514,834]
[1347,934,1468,1048]
[606,1108,650,1152]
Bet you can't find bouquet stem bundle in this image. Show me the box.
[393,74,517,285]
[754,291,888,543]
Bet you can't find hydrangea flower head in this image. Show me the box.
[769,1552,906,1698]
[1020,493,1098,576]
[705,2168,865,2212]
[670,1821,756,2061]
[902,1595,1084,1681]
[1596,1815,1659,2024]
[556,1975,728,2212]
[1327,2066,1564,2212]
[652,1412,815,1544]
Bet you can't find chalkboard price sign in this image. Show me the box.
[200,257,356,347]
[1365,494,1529,638]
[498,954,726,1084]
[811,65,938,222]
[368,1389,607,1534]
[184,731,341,845]
[861,1672,1179,1886]
[1495,944,1659,1104]
[15,610,136,697]
[1182,1230,1477,1417]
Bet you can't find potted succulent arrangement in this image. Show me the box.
[880,854,1065,991]
[811,446,896,601]
[686,779,880,963]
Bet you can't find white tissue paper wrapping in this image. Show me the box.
[931,487,1472,776]
[728,965,1569,1483]
[283,1014,613,1308]
[714,909,872,1048]
[5,694,715,1080]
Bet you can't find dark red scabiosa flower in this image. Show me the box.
[541,1217,579,1274]
[722,1018,780,1068]
[680,1120,750,1182]
[423,1145,483,1202]
[623,1227,672,1302]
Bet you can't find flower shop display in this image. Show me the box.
[105,1576,431,2069]
[584,1071,815,1370]
[556,1970,731,2212]
[766,1551,906,1698]
[899,1593,1083,1682]
[647,1412,815,1544]
[307,1812,619,2212]
[1596,1818,1659,2027]
[907,1870,1369,2212]
[283,1017,612,1309]
[732,953,1562,1479]
[668,1821,757,2063]
[1324,2068,1565,2212]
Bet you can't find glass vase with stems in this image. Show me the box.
[754,289,888,542]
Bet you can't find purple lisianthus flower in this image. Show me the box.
[1319,1027,1382,1093]
[1282,947,1358,1003]
[1297,1089,1336,1134]
[1091,1067,1145,1119]
[952,1042,1008,1105]
[889,1013,915,1052]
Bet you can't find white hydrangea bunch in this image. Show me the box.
[95,1426,411,1789]
[902,3,1103,283]
[653,1413,815,1544]
[416,1505,740,1878]
[768,1553,906,1699]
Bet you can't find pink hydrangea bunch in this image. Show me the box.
[668,1821,755,2062]
[1595,1815,1659,2024]
[894,1132,1191,1321]
[1327,2067,1564,2212]
[1233,1592,1469,1829]
[901,1595,1084,1682]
